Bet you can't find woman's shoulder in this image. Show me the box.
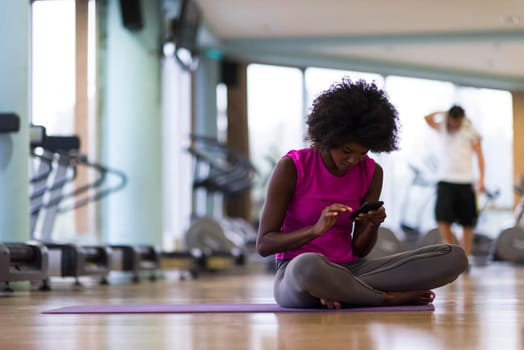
[282,148,315,165]
[271,154,298,189]
[358,155,378,181]
[280,148,315,181]
[361,154,377,168]
[284,148,314,158]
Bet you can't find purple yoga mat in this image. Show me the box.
[42,303,434,314]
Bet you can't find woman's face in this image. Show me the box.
[326,142,369,175]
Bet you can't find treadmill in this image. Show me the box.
[32,126,163,285]
[30,130,112,289]
[183,134,258,271]
[0,114,49,291]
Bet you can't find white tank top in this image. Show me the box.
[436,118,480,183]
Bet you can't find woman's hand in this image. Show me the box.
[353,205,386,226]
[312,203,350,236]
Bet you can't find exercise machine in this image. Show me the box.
[110,245,161,282]
[184,217,248,269]
[366,227,403,259]
[31,127,165,285]
[30,132,113,289]
[470,190,500,265]
[64,148,162,283]
[493,183,524,264]
[0,114,49,291]
[184,134,257,270]
[398,163,437,244]
[0,242,49,292]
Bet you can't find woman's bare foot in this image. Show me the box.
[320,290,434,309]
[320,298,342,309]
[383,290,435,306]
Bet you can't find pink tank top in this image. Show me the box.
[276,148,376,264]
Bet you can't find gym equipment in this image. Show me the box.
[65,158,161,282]
[184,134,257,270]
[493,227,524,263]
[469,190,500,265]
[417,228,459,247]
[0,242,49,291]
[184,217,253,261]
[29,125,55,235]
[493,184,524,264]
[366,227,403,259]
[32,128,166,285]
[183,217,247,270]
[110,245,160,282]
[159,249,206,279]
[398,163,437,243]
[64,150,161,282]
[188,134,256,197]
[470,233,495,266]
[0,115,49,291]
[30,133,113,289]
[42,243,112,289]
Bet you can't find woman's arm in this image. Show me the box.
[351,164,387,258]
[256,156,350,257]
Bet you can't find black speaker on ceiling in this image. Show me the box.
[119,0,143,31]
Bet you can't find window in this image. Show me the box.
[32,0,76,134]
[31,0,97,241]
[247,64,304,222]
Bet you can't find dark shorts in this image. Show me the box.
[435,181,478,227]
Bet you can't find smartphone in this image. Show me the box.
[349,201,384,219]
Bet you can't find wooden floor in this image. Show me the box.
[1,259,524,350]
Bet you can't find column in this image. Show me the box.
[0,1,30,241]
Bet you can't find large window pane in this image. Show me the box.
[32,0,75,134]
[247,64,304,222]
[305,68,384,108]
[31,0,99,241]
[455,86,513,207]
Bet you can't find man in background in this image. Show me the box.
[424,105,485,258]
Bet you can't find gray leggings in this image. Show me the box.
[274,244,467,308]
